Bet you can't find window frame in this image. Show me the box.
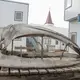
[14,11,23,21]
[55,40,58,45]
[65,0,72,9]
[48,38,51,45]
[44,37,49,44]
[70,32,77,43]
[44,37,51,45]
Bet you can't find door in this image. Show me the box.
[70,32,77,43]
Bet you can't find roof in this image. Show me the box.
[45,10,53,24]
[0,0,29,5]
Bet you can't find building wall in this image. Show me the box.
[0,0,29,51]
[36,24,68,52]
[69,20,80,46]
[8,37,27,52]
[64,0,80,54]
[0,0,29,27]
[67,19,80,54]
[53,27,68,51]
[64,0,80,21]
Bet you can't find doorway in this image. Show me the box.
[70,32,77,43]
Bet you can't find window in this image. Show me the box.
[62,43,64,46]
[14,11,23,21]
[71,34,76,43]
[70,32,77,43]
[44,37,48,44]
[44,37,51,45]
[55,40,58,45]
[65,0,72,9]
[45,38,48,44]
[48,38,51,44]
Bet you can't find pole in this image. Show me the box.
[20,45,22,58]
[20,45,22,62]
[11,40,14,55]
[41,36,43,59]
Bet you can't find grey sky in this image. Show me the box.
[11,0,68,28]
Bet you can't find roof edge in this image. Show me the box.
[0,0,29,5]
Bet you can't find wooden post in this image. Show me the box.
[60,43,68,60]
[8,68,10,75]
[18,69,21,77]
[41,36,43,59]
[20,45,22,58]
[20,45,22,62]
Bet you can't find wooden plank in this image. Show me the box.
[47,69,56,74]
[29,69,38,74]
[63,68,72,73]
[1,67,8,71]
[10,70,19,76]
[56,68,64,73]
[20,70,29,75]
[69,67,78,72]
[10,70,19,74]
[38,69,47,74]
[74,66,80,71]
[0,69,29,76]
[0,71,8,75]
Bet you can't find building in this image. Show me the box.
[36,10,68,52]
[64,0,80,53]
[0,0,29,51]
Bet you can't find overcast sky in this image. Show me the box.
[11,0,68,28]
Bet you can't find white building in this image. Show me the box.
[36,11,68,52]
[64,0,80,53]
[0,0,29,51]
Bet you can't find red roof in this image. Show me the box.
[45,10,53,24]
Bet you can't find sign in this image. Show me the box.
[77,14,80,22]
